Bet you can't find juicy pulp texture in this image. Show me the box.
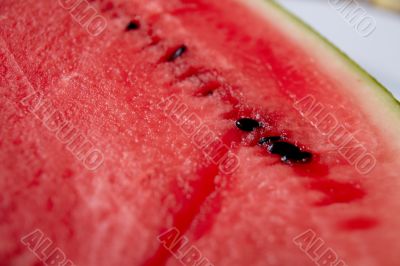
[1,0,400,266]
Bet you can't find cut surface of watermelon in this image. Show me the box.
[1,0,400,266]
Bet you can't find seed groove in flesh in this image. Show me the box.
[168,45,188,62]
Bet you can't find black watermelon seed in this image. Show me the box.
[126,21,140,31]
[258,136,282,145]
[235,118,261,132]
[268,142,299,156]
[168,45,187,62]
[282,151,312,163]
[268,142,312,163]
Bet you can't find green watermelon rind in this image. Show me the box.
[268,0,400,108]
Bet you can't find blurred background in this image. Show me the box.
[277,0,400,99]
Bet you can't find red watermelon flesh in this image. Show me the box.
[1,0,400,266]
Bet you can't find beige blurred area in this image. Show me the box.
[312,0,400,12]
[306,0,400,17]
[371,0,400,11]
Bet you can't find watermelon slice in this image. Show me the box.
[1,0,400,265]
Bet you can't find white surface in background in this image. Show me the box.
[278,0,400,99]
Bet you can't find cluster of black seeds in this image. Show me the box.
[124,18,312,165]
[236,118,312,164]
